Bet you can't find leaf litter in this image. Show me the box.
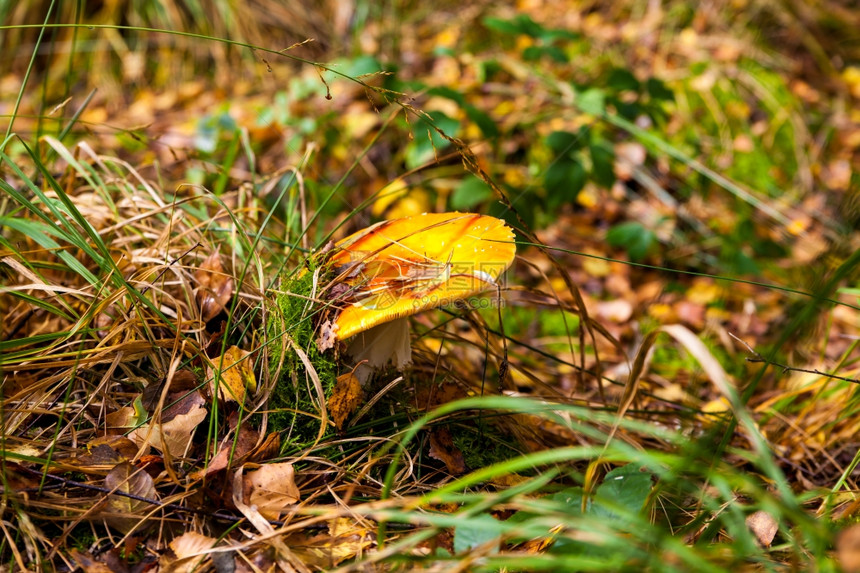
[2,1,860,570]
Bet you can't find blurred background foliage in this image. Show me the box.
[4,0,858,272]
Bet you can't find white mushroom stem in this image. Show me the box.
[346,317,412,384]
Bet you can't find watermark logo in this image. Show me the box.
[350,259,510,311]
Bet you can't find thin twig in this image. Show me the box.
[139,241,201,296]
[731,333,860,385]
[11,466,252,524]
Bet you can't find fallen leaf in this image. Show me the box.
[70,549,113,573]
[676,301,706,329]
[243,462,301,520]
[429,426,466,474]
[614,142,646,180]
[288,518,374,568]
[129,390,207,457]
[87,436,138,463]
[195,250,234,322]
[415,381,468,411]
[198,425,260,477]
[75,443,126,470]
[745,510,778,547]
[231,468,303,571]
[596,299,633,323]
[102,461,157,534]
[158,531,217,573]
[136,455,164,478]
[316,319,339,352]
[208,346,256,403]
[838,524,860,573]
[246,432,281,463]
[104,400,147,431]
[489,473,531,488]
[328,372,363,430]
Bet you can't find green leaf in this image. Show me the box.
[341,55,385,77]
[544,159,586,207]
[405,111,460,169]
[451,176,493,210]
[607,68,640,92]
[546,130,584,154]
[549,486,586,512]
[538,28,579,42]
[454,514,502,554]
[522,45,569,63]
[426,87,498,138]
[722,247,760,275]
[463,103,499,138]
[589,139,616,188]
[426,86,466,105]
[576,88,606,116]
[0,217,99,285]
[606,222,657,262]
[483,16,525,36]
[483,14,543,38]
[591,464,653,520]
[646,77,675,101]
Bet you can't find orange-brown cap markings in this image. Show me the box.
[325,212,516,341]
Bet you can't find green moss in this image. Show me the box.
[266,263,339,451]
[451,422,522,471]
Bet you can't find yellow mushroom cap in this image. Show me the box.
[327,212,516,341]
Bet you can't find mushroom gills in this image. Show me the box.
[345,317,412,384]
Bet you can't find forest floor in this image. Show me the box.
[3,1,860,571]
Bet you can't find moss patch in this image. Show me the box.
[266,264,339,451]
[451,421,523,471]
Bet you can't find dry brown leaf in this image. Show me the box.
[328,372,363,430]
[104,405,142,432]
[129,390,207,457]
[288,518,374,569]
[208,346,256,403]
[195,250,234,322]
[70,549,113,573]
[838,524,860,573]
[489,473,531,488]
[247,432,282,463]
[243,462,301,521]
[231,468,308,572]
[745,510,778,547]
[415,381,468,411]
[428,427,466,474]
[316,319,338,352]
[102,461,157,534]
[614,142,646,180]
[158,531,217,573]
[74,443,126,471]
[87,436,138,462]
[199,425,261,477]
[596,299,633,323]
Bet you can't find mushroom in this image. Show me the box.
[319,212,516,382]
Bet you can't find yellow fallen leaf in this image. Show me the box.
[102,462,157,534]
[208,346,256,403]
[288,518,374,568]
[328,372,363,430]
